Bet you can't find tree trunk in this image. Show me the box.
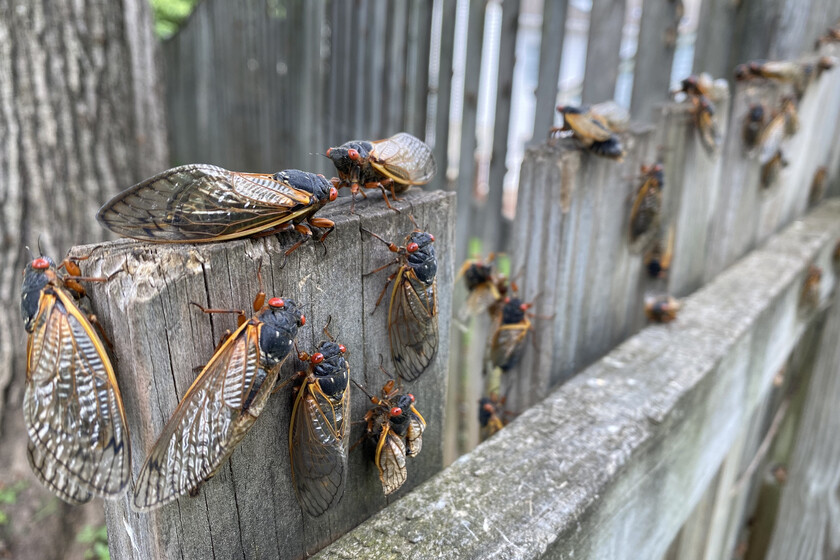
[0,0,167,558]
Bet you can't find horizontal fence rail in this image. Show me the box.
[316,199,840,559]
[69,190,454,559]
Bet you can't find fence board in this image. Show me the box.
[581,0,626,104]
[531,0,568,139]
[630,0,680,122]
[69,190,453,559]
[691,0,737,79]
[316,198,840,560]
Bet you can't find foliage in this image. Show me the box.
[150,0,200,39]
[77,525,110,560]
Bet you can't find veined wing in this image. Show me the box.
[405,406,426,457]
[24,288,130,502]
[289,379,350,517]
[564,112,614,142]
[370,133,436,185]
[375,426,407,496]
[132,321,281,511]
[97,164,315,242]
[388,271,438,382]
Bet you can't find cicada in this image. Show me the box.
[644,226,675,280]
[690,95,720,154]
[97,165,338,255]
[132,295,305,511]
[21,255,130,504]
[629,163,664,249]
[366,228,438,382]
[552,105,625,161]
[326,132,436,209]
[735,60,814,97]
[761,149,788,188]
[644,295,681,323]
[289,336,350,517]
[780,96,799,136]
[478,395,508,442]
[488,296,533,373]
[675,73,714,98]
[363,380,426,496]
[457,254,508,318]
[742,104,766,150]
[800,265,822,310]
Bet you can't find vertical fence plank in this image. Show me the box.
[531,0,568,139]
[580,0,626,104]
[384,0,409,133]
[430,0,457,193]
[630,0,679,122]
[480,0,521,254]
[691,0,737,79]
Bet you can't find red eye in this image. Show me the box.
[348,149,360,161]
[407,242,419,253]
[329,186,338,201]
[520,303,529,311]
[299,315,306,326]
[390,407,402,417]
[483,403,495,413]
[326,148,332,157]
[311,353,324,364]
[32,257,50,270]
[338,344,346,353]
[408,393,415,403]
[429,234,435,242]
[504,297,511,304]
[268,297,285,308]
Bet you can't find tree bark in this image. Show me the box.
[0,0,167,558]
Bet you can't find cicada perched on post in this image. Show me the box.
[289,330,351,517]
[362,379,426,496]
[97,165,338,255]
[629,163,664,251]
[488,296,534,374]
[644,226,675,280]
[326,132,436,209]
[742,104,766,150]
[478,395,510,442]
[551,105,625,161]
[365,227,438,382]
[20,255,130,504]
[456,253,510,319]
[644,295,681,323]
[132,293,305,511]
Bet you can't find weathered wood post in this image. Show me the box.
[69,190,454,559]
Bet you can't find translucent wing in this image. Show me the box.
[375,426,407,496]
[370,133,437,185]
[97,164,314,242]
[290,377,350,517]
[629,179,662,242]
[489,321,531,372]
[388,270,438,382]
[758,113,786,165]
[24,289,130,502]
[564,112,614,143]
[405,407,426,457]
[132,321,282,511]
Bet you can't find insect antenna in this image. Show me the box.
[351,378,375,401]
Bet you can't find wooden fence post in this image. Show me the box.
[69,190,454,559]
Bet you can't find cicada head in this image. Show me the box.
[259,298,304,366]
[463,261,493,292]
[404,231,437,284]
[500,297,529,325]
[21,256,57,333]
[310,340,349,397]
[326,140,373,177]
[275,169,338,206]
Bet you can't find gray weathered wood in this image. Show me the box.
[691,0,737,79]
[69,190,453,559]
[531,0,569,142]
[316,198,840,559]
[504,128,655,412]
[581,0,626,104]
[630,0,680,122]
[765,262,840,559]
[429,0,457,194]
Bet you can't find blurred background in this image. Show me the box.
[1,0,837,557]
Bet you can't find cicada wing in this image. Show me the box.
[370,133,437,185]
[629,180,662,242]
[489,321,530,372]
[389,271,438,382]
[132,322,281,511]
[96,164,314,242]
[564,112,614,143]
[375,426,407,496]
[405,406,426,457]
[290,378,350,517]
[27,441,93,505]
[696,110,721,154]
[23,289,131,502]
[758,114,786,165]
[462,283,502,318]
